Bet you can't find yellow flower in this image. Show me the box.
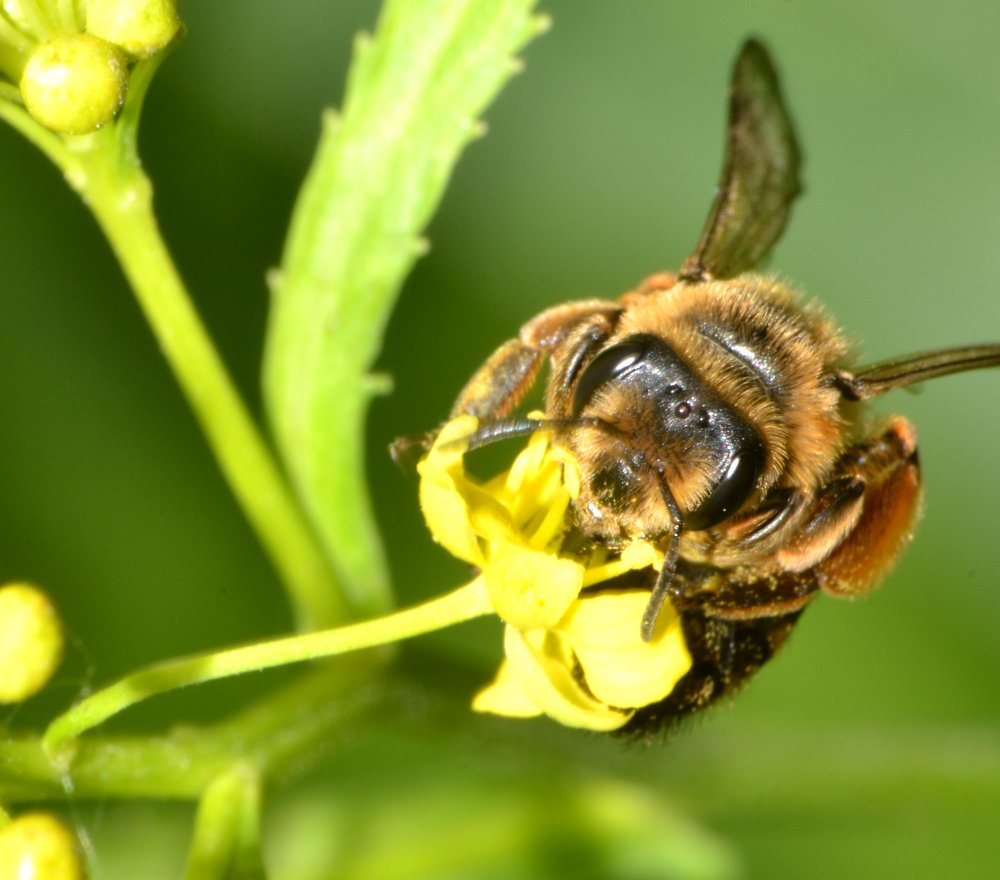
[418,416,692,731]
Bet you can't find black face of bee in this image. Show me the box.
[570,333,766,531]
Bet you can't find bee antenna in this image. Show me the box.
[640,472,684,643]
[456,417,541,452]
[451,416,611,453]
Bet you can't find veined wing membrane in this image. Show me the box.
[680,39,802,282]
[837,344,1000,400]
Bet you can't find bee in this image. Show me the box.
[402,39,1000,727]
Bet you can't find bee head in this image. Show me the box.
[565,333,767,540]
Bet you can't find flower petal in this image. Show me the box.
[502,627,633,731]
[557,591,692,708]
[471,659,543,718]
[417,415,484,565]
[581,540,661,587]
[484,548,583,630]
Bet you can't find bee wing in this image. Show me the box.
[837,344,1000,400]
[680,39,802,282]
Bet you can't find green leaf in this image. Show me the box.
[263,0,547,620]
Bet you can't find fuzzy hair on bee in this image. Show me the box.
[397,38,1000,728]
[561,275,851,531]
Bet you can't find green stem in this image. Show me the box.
[183,766,265,880]
[5,0,51,42]
[83,140,347,629]
[43,579,491,753]
[1,731,236,802]
[53,0,80,33]
[0,96,69,165]
[3,666,389,802]
[0,64,347,631]
[0,24,28,80]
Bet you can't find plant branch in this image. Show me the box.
[43,579,491,753]
[2,665,388,802]
[0,53,351,630]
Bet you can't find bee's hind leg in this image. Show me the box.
[802,416,922,599]
[671,417,922,618]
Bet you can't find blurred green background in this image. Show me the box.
[2,2,999,878]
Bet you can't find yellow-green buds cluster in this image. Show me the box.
[0,813,84,880]
[0,582,64,703]
[9,0,181,135]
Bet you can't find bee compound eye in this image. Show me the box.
[683,439,766,531]
[571,339,653,417]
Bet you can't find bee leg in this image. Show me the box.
[450,300,623,420]
[673,417,921,619]
[389,429,438,469]
[393,301,623,467]
[670,564,819,620]
[390,333,549,466]
[449,338,545,420]
[808,417,922,598]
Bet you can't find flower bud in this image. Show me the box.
[87,0,181,58]
[0,582,64,703]
[20,33,128,135]
[0,813,84,880]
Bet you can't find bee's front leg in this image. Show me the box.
[393,301,622,466]
[672,417,922,619]
[448,337,545,421]
[449,300,622,420]
[390,329,546,466]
